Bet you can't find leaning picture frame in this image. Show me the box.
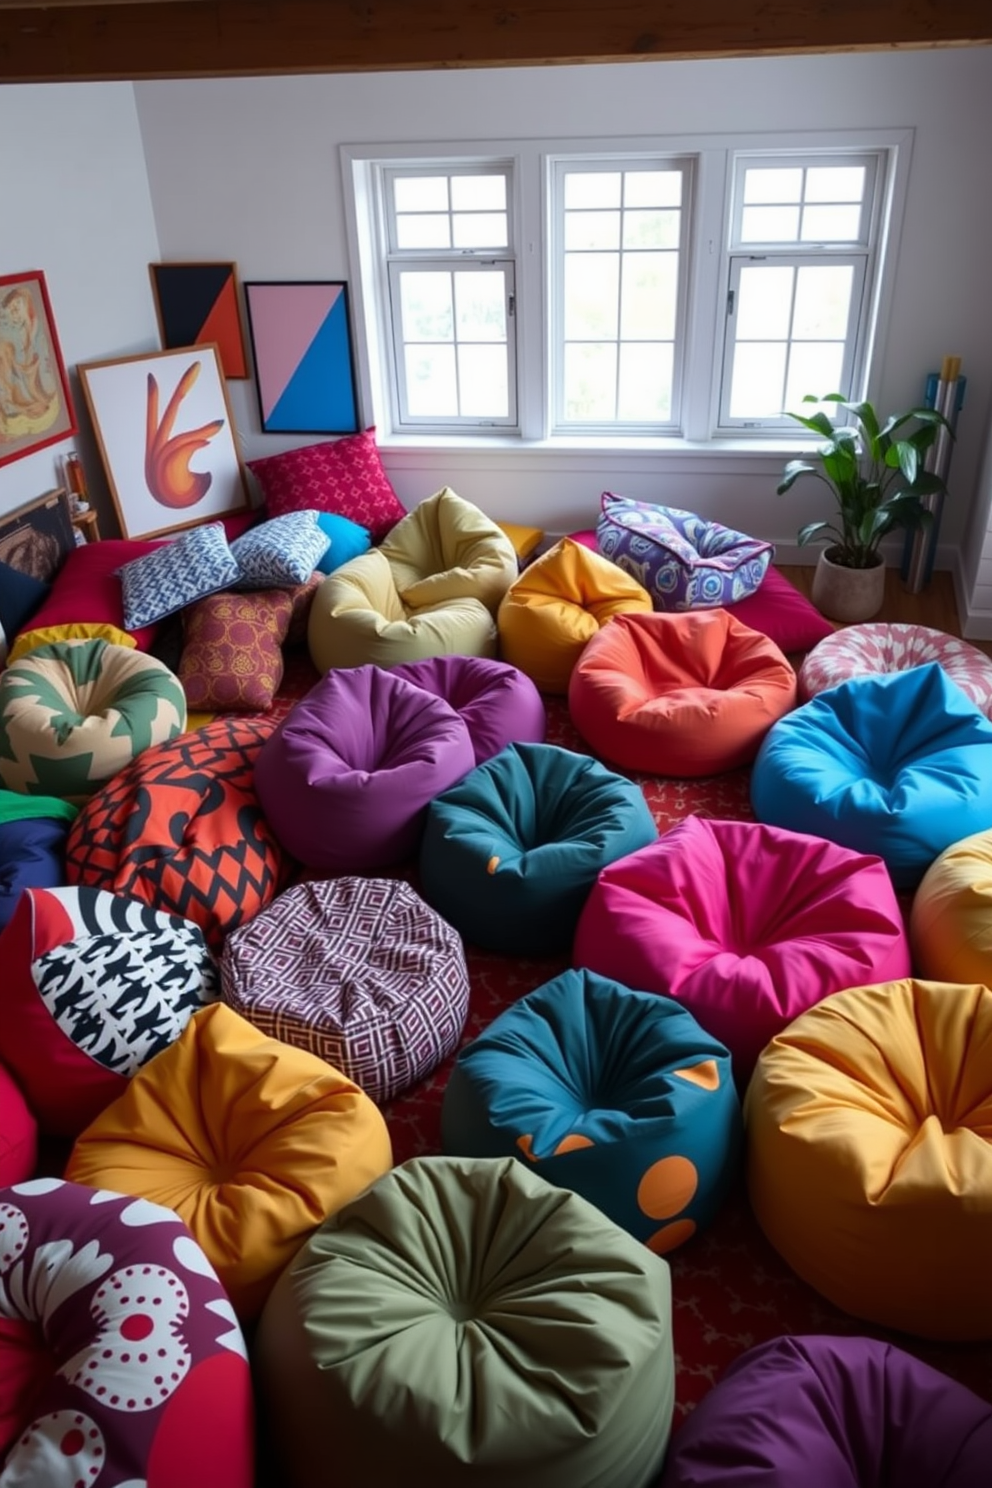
[0,488,76,583]
[78,344,248,540]
[149,261,249,380]
[243,280,359,434]
[0,269,78,469]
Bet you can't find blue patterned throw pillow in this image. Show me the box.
[230,509,331,587]
[117,523,241,630]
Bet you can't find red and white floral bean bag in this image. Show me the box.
[798,623,992,716]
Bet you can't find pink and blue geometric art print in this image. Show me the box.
[244,281,359,435]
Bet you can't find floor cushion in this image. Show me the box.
[596,494,773,609]
[745,978,992,1340]
[419,740,658,955]
[0,787,77,930]
[254,1154,674,1488]
[0,1065,37,1187]
[910,829,992,983]
[750,664,992,890]
[497,538,653,695]
[390,653,547,765]
[254,665,476,872]
[569,610,798,776]
[0,1179,254,1488]
[573,818,911,1081]
[221,877,469,1105]
[0,884,218,1137]
[441,968,741,1252]
[65,1003,393,1321]
[724,566,835,653]
[657,1334,992,1488]
[0,638,187,803]
[64,717,292,954]
[799,621,992,715]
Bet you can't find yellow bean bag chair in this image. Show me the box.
[910,829,992,983]
[65,1002,393,1321]
[497,538,652,694]
[308,486,517,672]
[746,978,992,1341]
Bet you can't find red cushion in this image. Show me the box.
[247,428,406,542]
[0,1061,37,1186]
[25,539,167,651]
[724,567,835,653]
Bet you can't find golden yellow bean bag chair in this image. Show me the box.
[746,978,992,1341]
[308,486,517,672]
[910,829,992,984]
[497,538,652,694]
[66,1002,393,1321]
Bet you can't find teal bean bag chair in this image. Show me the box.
[418,741,658,954]
[441,968,742,1251]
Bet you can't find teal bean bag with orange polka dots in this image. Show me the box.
[440,967,742,1253]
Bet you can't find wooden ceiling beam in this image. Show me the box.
[2,0,990,84]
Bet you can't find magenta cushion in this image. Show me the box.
[724,567,835,653]
[254,665,476,872]
[390,654,547,766]
[573,817,911,1079]
[247,429,406,542]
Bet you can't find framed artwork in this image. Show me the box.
[0,270,77,469]
[149,261,249,379]
[244,280,359,434]
[78,344,248,540]
[0,488,76,583]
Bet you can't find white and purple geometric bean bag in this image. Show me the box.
[798,622,992,717]
[221,876,470,1104]
[390,653,547,765]
[0,1179,253,1488]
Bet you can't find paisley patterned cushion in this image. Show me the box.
[799,622,992,716]
[178,589,293,712]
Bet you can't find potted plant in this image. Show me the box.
[777,393,951,623]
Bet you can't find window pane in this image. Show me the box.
[405,345,458,415]
[458,344,508,417]
[395,214,452,249]
[728,342,787,418]
[805,166,865,203]
[454,270,506,343]
[394,176,448,212]
[564,172,621,209]
[742,167,803,204]
[792,264,854,338]
[735,265,794,339]
[624,170,682,208]
[452,212,508,248]
[564,253,619,338]
[563,342,617,420]
[800,204,862,242]
[618,343,673,420]
[785,342,845,410]
[622,209,680,250]
[565,211,620,251]
[620,253,678,340]
[740,204,801,242]
[400,272,453,341]
[450,174,506,211]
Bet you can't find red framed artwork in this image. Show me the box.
[0,270,77,469]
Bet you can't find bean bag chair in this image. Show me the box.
[596,493,773,610]
[221,877,469,1104]
[497,538,652,695]
[0,1179,253,1488]
[751,664,992,890]
[254,1155,674,1488]
[911,829,992,983]
[0,638,187,803]
[0,884,218,1137]
[569,610,797,776]
[64,717,292,953]
[390,653,547,765]
[799,621,992,717]
[307,487,517,673]
[419,741,658,955]
[66,1003,393,1321]
[255,665,476,872]
[745,979,992,1340]
[0,787,77,930]
[657,1334,992,1488]
[0,1066,37,1187]
[573,818,911,1081]
[441,968,741,1252]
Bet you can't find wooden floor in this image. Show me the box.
[777,564,991,655]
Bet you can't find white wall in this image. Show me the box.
[0,83,162,531]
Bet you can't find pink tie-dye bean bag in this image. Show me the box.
[799,622,992,716]
[573,817,911,1080]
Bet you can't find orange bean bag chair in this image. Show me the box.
[497,538,652,694]
[65,1002,393,1321]
[569,609,797,776]
[746,979,992,1341]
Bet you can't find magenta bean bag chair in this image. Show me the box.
[573,817,911,1079]
[254,664,476,872]
[390,654,547,765]
[657,1334,992,1487]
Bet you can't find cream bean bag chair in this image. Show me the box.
[308,487,517,672]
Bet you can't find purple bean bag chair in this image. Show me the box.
[390,654,547,765]
[657,1334,992,1487]
[254,664,476,872]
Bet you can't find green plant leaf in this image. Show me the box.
[797,520,841,546]
[786,409,836,438]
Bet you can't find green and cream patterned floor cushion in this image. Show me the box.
[0,638,187,803]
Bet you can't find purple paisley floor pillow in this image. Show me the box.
[390,653,546,765]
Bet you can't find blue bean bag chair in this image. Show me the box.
[0,790,78,930]
[441,967,742,1251]
[750,663,992,889]
[419,742,658,954]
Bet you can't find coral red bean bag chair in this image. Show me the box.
[573,818,911,1080]
[390,653,546,765]
[569,609,797,777]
